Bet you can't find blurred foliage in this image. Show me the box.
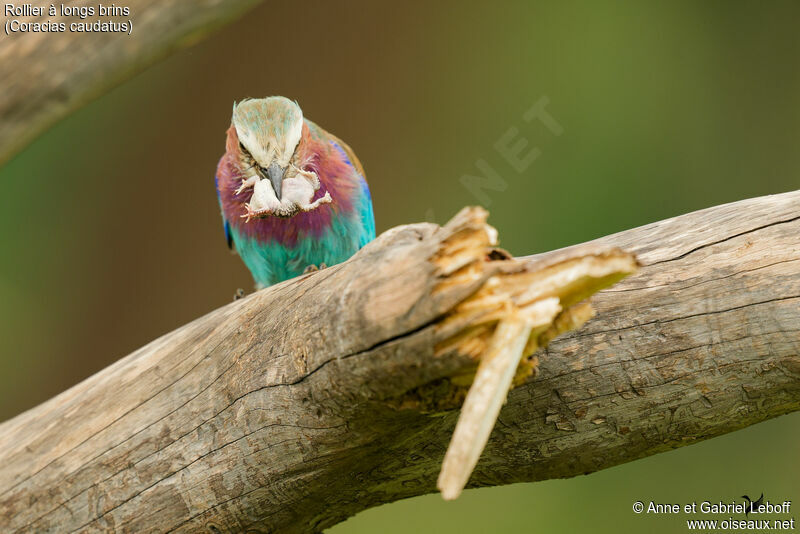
[0,1,797,532]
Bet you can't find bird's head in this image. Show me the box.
[229,96,331,220]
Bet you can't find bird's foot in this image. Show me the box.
[233,288,246,301]
[303,262,327,274]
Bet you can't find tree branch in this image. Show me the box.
[0,0,261,166]
[0,191,798,533]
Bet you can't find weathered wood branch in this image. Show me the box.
[0,191,798,533]
[0,0,261,166]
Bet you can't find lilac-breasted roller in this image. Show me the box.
[215,97,375,288]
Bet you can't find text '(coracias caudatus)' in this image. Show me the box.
[215,97,375,288]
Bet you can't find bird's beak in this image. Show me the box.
[267,161,286,201]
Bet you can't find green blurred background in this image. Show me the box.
[1,1,798,532]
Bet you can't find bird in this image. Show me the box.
[742,493,764,517]
[215,96,375,288]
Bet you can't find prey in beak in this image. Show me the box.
[230,98,332,221]
[235,163,332,221]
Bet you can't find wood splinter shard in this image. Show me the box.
[437,301,557,500]
[436,221,639,500]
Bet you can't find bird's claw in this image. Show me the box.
[233,288,246,301]
[302,263,327,274]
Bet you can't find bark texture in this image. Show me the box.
[0,0,261,166]
[0,191,798,533]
